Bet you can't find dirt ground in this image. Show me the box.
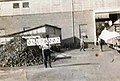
[0,45,120,81]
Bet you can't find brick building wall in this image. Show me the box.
[0,10,95,48]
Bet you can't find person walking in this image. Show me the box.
[98,37,104,52]
[80,37,85,51]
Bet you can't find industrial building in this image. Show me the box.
[0,0,120,48]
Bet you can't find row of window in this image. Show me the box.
[13,2,29,9]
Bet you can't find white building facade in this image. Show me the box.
[0,0,120,47]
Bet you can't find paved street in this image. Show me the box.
[1,44,120,81]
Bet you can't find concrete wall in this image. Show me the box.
[0,0,119,48]
[0,10,95,47]
[0,0,119,16]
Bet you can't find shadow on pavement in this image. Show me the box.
[53,63,99,68]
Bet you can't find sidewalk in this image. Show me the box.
[52,44,119,67]
[26,44,120,81]
[1,44,120,81]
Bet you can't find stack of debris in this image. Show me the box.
[0,36,43,67]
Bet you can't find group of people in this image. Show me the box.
[79,35,105,52]
[41,34,104,68]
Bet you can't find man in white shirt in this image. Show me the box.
[42,43,52,68]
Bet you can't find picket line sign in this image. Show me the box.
[27,37,61,46]
[22,36,41,39]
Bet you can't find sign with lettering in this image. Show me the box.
[27,38,36,46]
[27,37,61,46]
[48,37,60,44]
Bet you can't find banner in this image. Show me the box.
[27,38,36,46]
[27,37,61,46]
[99,29,120,43]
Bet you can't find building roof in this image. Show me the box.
[0,24,61,37]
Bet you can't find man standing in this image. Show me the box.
[42,44,52,68]
[42,35,52,68]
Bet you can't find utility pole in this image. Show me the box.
[72,0,75,47]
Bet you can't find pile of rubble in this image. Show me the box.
[0,36,43,67]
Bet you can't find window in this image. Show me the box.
[13,3,19,8]
[23,2,29,8]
